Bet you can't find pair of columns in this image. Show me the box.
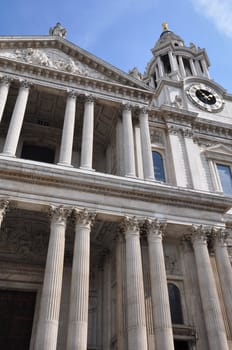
[34,206,96,350]
[190,225,232,350]
[122,105,154,180]
[120,217,174,350]
[0,78,95,170]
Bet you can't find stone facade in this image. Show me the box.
[0,23,232,350]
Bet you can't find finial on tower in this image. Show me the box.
[162,22,168,31]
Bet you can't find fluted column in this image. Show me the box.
[0,76,11,124]
[58,91,77,166]
[67,208,96,350]
[178,56,186,77]
[190,59,197,76]
[80,95,94,170]
[139,108,154,180]
[146,219,174,350]
[121,216,148,350]
[35,206,71,350]
[191,225,229,350]
[3,81,31,156]
[122,105,136,177]
[213,227,232,334]
[0,199,9,228]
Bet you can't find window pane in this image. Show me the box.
[152,151,166,182]
[168,283,183,324]
[216,164,232,195]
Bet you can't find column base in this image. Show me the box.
[125,174,137,178]
[79,166,95,172]
[0,152,16,158]
[57,162,74,167]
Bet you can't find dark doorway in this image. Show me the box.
[21,144,55,164]
[0,289,36,350]
[174,340,189,350]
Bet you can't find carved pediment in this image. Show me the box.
[204,143,232,161]
[0,38,149,90]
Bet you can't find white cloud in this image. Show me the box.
[191,0,232,37]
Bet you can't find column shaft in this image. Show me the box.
[80,97,94,170]
[122,106,136,177]
[3,81,30,156]
[191,226,229,350]
[190,59,197,75]
[122,217,148,350]
[58,92,77,166]
[67,209,95,350]
[0,77,10,124]
[146,219,174,350]
[139,110,154,180]
[35,206,70,350]
[214,228,232,334]
[178,56,186,77]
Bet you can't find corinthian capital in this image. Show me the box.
[120,216,140,236]
[190,224,209,245]
[49,205,72,223]
[211,226,228,245]
[73,208,96,227]
[0,200,9,224]
[145,218,166,240]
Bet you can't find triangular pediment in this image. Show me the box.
[204,144,232,162]
[0,36,150,90]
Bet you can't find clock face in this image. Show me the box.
[186,84,223,112]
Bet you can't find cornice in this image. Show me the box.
[0,64,153,106]
[0,157,231,215]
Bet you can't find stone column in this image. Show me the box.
[35,206,71,350]
[58,91,77,166]
[3,81,31,156]
[0,199,9,228]
[190,59,197,76]
[146,219,175,350]
[121,216,148,350]
[80,95,94,170]
[122,105,136,177]
[157,57,164,77]
[201,59,210,78]
[168,52,175,72]
[178,56,186,77]
[139,108,154,180]
[191,225,229,350]
[213,227,232,334]
[0,76,11,124]
[66,208,96,350]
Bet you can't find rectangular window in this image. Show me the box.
[216,164,232,195]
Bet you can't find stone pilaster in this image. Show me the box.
[212,227,232,334]
[58,91,77,166]
[0,76,11,123]
[0,199,9,228]
[66,208,96,350]
[121,216,148,350]
[191,225,229,350]
[146,219,175,350]
[35,205,71,350]
[122,105,136,177]
[3,80,31,156]
[80,95,94,170]
[139,108,154,180]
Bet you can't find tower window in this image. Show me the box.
[161,54,171,74]
[152,151,166,182]
[216,164,232,195]
[168,283,183,324]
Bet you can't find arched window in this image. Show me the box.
[168,283,183,324]
[152,151,166,182]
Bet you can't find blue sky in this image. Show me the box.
[1,0,232,92]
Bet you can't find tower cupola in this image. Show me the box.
[144,24,210,89]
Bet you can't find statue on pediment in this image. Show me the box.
[49,22,67,38]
